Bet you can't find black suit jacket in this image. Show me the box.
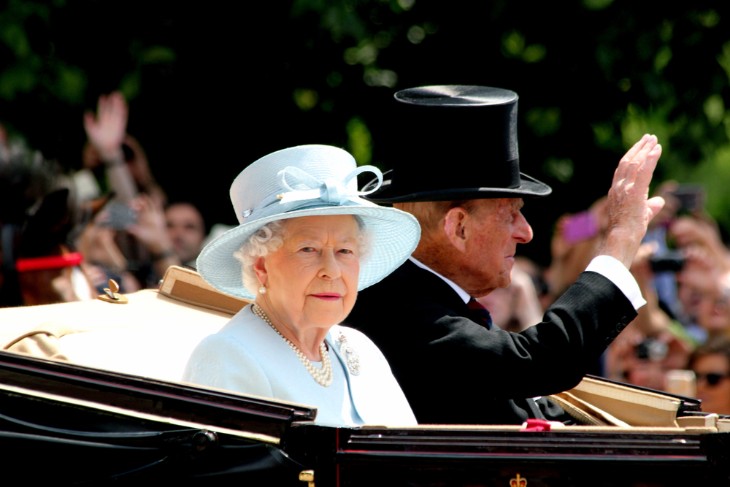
[344,260,637,425]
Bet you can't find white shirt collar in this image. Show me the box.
[408,256,471,305]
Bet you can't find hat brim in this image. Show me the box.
[364,171,552,203]
[196,202,420,300]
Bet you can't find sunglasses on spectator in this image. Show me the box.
[695,372,730,387]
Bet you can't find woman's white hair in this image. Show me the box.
[234,216,371,296]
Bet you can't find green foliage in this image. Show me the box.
[346,117,373,165]
[1,0,730,257]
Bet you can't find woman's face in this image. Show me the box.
[693,353,730,415]
[256,215,361,332]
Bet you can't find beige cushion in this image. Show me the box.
[0,266,250,382]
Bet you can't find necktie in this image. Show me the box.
[467,298,493,329]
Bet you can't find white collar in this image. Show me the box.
[408,256,471,305]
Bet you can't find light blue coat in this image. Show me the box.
[183,305,417,427]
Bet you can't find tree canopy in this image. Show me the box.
[1,0,729,265]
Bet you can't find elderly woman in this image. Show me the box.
[182,144,421,426]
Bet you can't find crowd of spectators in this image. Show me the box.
[469,176,730,416]
[0,92,209,306]
[548,181,730,415]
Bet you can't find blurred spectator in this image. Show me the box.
[603,241,695,391]
[76,91,166,207]
[688,335,730,415]
[477,257,543,332]
[670,210,730,344]
[73,91,177,289]
[544,196,608,306]
[0,129,96,306]
[164,201,207,269]
[684,265,730,344]
[605,327,692,391]
[203,222,235,247]
[640,180,686,323]
[74,206,141,294]
[640,180,730,344]
[75,193,181,291]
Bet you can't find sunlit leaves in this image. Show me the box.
[704,95,725,126]
[501,31,545,63]
[345,116,372,165]
[293,88,319,111]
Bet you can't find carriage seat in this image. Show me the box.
[0,266,250,382]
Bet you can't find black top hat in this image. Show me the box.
[365,85,552,203]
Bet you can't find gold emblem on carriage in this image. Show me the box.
[510,473,527,487]
[98,279,128,304]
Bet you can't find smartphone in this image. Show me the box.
[562,211,599,244]
[99,200,138,230]
[672,184,705,214]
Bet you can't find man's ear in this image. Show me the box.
[443,207,468,252]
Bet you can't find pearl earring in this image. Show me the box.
[258,285,267,295]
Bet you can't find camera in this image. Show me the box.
[672,184,705,214]
[649,250,686,273]
[634,338,668,361]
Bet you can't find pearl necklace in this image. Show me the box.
[252,304,333,387]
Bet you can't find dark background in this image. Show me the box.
[2,0,729,267]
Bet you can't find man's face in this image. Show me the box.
[165,203,206,264]
[463,198,533,294]
[692,353,730,415]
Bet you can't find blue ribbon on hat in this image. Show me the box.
[243,165,383,219]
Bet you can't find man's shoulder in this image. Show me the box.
[347,261,465,334]
[353,260,440,306]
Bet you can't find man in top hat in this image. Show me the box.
[344,85,665,425]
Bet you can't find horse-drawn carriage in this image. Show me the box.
[0,265,728,486]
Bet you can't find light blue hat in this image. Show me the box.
[196,144,421,299]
